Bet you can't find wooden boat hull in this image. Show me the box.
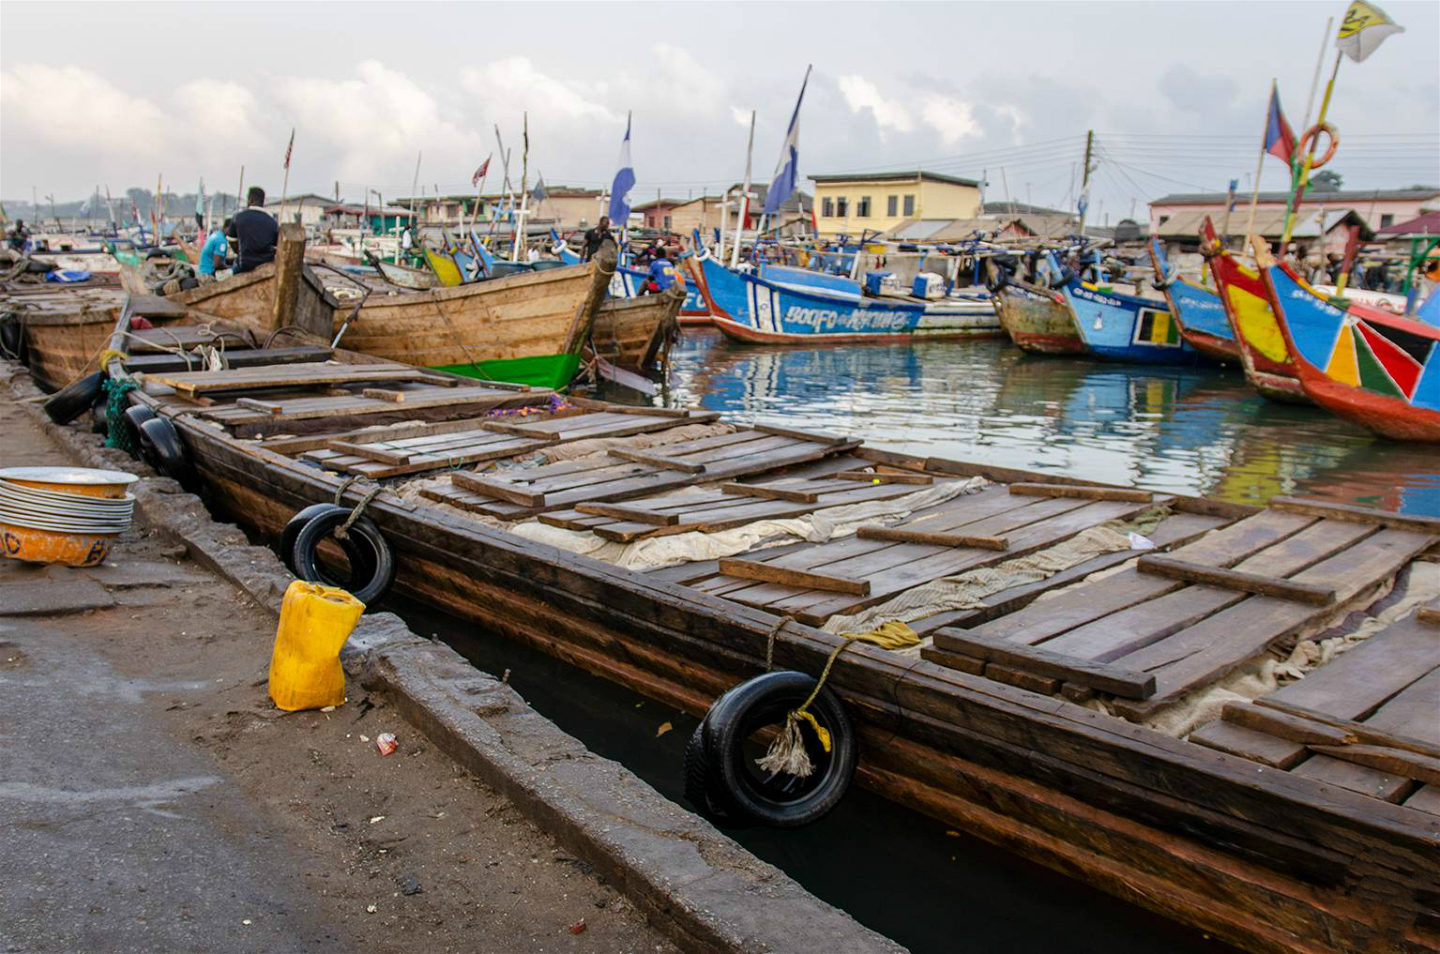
[1061,278,1202,365]
[14,304,118,390]
[592,287,684,371]
[1263,263,1440,442]
[994,281,1087,354]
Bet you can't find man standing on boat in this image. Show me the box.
[228,187,278,274]
[582,216,613,262]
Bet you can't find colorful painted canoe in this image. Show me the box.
[554,234,713,325]
[993,279,1086,354]
[1059,278,1201,365]
[699,255,999,344]
[1149,239,1235,362]
[1201,222,1308,403]
[1262,262,1440,442]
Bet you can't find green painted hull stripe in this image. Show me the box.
[430,353,580,390]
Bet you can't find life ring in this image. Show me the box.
[136,416,197,488]
[688,670,857,827]
[121,404,156,455]
[1297,122,1339,170]
[550,239,568,256]
[43,371,106,425]
[288,508,394,606]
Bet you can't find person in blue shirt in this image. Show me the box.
[197,219,232,279]
[644,247,679,294]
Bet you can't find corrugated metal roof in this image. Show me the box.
[809,170,980,187]
[1152,187,1439,205]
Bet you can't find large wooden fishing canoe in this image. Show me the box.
[162,226,617,389]
[88,324,1440,954]
[590,286,685,372]
[992,277,1086,355]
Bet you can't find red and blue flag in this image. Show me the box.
[1263,84,1296,166]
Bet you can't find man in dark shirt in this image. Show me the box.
[227,187,278,273]
[581,216,612,262]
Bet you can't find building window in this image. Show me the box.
[1380,213,1394,228]
[887,195,898,217]
[822,197,834,217]
[857,196,871,218]
[903,194,915,216]
[836,197,849,217]
[664,215,672,230]
[1159,215,1170,226]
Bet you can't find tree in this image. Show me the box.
[1311,170,1343,192]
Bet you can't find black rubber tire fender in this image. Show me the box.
[288,508,394,607]
[0,312,25,362]
[89,393,109,435]
[699,670,857,828]
[121,405,157,456]
[682,722,735,822]
[136,416,196,487]
[43,371,106,425]
[280,504,347,574]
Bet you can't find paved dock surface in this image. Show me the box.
[1,396,677,954]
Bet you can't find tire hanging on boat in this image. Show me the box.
[686,670,857,828]
[121,405,157,456]
[287,508,394,606]
[43,371,106,425]
[136,416,197,488]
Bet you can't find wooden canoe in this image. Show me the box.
[591,285,685,372]
[112,342,1440,954]
[993,278,1086,355]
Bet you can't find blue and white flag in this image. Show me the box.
[531,174,548,205]
[607,113,635,225]
[79,193,92,216]
[763,66,811,216]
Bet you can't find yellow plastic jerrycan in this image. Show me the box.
[268,580,365,711]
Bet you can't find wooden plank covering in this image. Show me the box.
[716,559,870,595]
[146,362,447,395]
[1267,496,1440,534]
[1009,482,1153,503]
[1136,555,1337,605]
[606,447,706,474]
[925,630,1156,698]
[857,526,1009,551]
[451,471,545,508]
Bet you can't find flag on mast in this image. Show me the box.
[283,129,296,169]
[1336,1,1404,62]
[763,65,812,216]
[607,112,635,226]
[1263,83,1297,166]
[195,178,205,228]
[531,174,548,205]
[472,155,491,187]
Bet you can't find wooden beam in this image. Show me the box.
[1416,600,1440,626]
[574,503,679,527]
[1137,555,1336,605]
[235,398,283,415]
[1010,482,1153,503]
[326,440,409,466]
[833,470,934,485]
[451,472,545,508]
[1307,744,1440,786]
[858,526,1008,551]
[721,482,819,504]
[361,388,406,403]
[269,222,307,333]
[1220,702,1357,747]
[607,447,706,474]
[751,422,851,446]
[1268,496,1440,534]
[717,559,870,595]
[480,420,551,439]
[931,629,1156,699]
[1253,698,1440,762]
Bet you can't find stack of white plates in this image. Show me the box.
[0,468,136,535]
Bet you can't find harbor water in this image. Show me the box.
[608,330,1438,517]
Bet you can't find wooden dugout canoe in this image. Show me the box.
[993,278,1087,355]
[590,285,685,372]
[108,337,1440,954]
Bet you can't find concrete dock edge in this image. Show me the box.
[3,361,906,954]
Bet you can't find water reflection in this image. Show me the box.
[640,331,1438,517]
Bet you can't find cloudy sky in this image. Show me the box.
[2,1,1436,222]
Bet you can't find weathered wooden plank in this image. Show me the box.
[1306,744,1440,786]
[720,481,819,504]
[360,387,406,402]
[326,440,410,466]
[1188,721,1314,769]
[930,630,1156,699]
[607,447,706,474]
[857,526,1009,551]
[1221,702,1357,746]
[716,559,870,596]
[1136,555,1337,605]
[235,397,283,415]
[751,422,851,445]
[1417,598,1440,626]
[1404,785,1440,815]
[451,471,546,508]
[148,362,441,395]
[917,645,986,676]
[833,470,934,485]
[1010,482,1152,503]
[574,503,680,527]
[1268,496,1440,534]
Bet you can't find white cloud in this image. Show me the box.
[0,64,167,156]
[837,74,914,134]
[460,56,615,126]
[173,79,265,157]
[920,96,980,146]
[730,106,753,127]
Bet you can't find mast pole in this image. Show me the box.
[1282,50,1342,245]
[730,109,755,269]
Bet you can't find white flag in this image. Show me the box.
[1336,1,1404,63]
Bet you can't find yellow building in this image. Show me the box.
[808,171,981,237]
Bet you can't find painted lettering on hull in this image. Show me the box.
[781,306,915,334]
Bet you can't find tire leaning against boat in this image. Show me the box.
[43,371,106,425]
[121,405,157,455]
[136,416,198,488]
[698,670,857,828]
[288,508,394,606]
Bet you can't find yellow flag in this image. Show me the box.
[1336,1,1404,62]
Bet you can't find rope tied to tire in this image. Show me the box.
[333,485,382,541]
[755,620,920,778]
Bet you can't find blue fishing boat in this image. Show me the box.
[551,230,712,321]
[1149,239,1235,362]
[1059,276,1203,365]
